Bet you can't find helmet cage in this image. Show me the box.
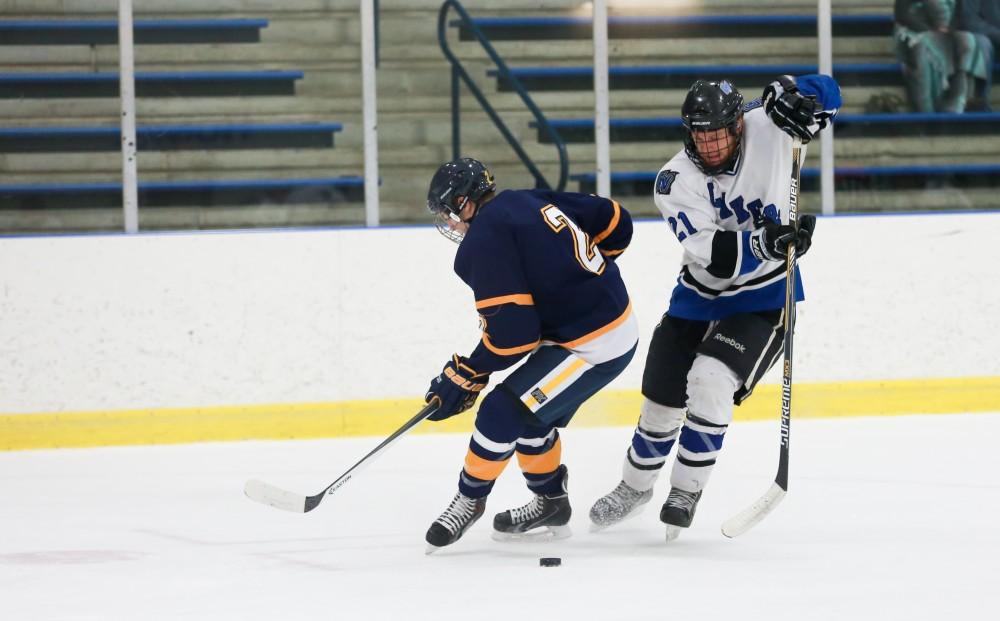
[426,158,496,243]
[681,80,744,176]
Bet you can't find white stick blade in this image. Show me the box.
[721,483,786,538]
[244,479,307,513]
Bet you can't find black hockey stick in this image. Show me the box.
[721,136,802,538]
[244,400,440,513]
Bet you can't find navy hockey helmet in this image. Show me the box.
[426,157,497,243]
[681,79,745,175]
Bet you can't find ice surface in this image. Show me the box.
[2,413,998,620]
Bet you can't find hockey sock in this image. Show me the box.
[515,428,564,496]
[669,412,728,492]
[458,393,528,498]
[622,425,679,491]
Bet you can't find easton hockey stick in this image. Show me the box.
[244,400,440,513]
[721,136,803,538]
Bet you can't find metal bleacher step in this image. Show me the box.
[0,71,303,99]
[490,62,1000,92]
[0,177,365,211]
[530,112,1000,143]
[0,18,268,45]
[454,14,892,41]
[0,123,343,153]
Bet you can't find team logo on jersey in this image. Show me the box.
[656,170,678,195]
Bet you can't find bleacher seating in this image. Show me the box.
[491,63,1000,92]
[531,112,1000,142]
[0,13,361,230]
[446,9,1000,210]
[0,71,304,99]
[0,19,268,45]
[455,14,892,41]
[0,178,365,211]
[0,123,343,152]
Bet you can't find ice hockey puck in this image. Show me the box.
[539,557,561,567]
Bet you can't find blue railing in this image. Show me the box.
[437,0,568,191]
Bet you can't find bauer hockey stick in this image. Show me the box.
[244,400,440,513]
[721,136,803,538]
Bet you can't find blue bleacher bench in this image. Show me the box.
[0,19,268,45]
[0,123,344,153]
[453,14,892,41]
[0,177,365,210]
[531,112,1000,143]
[491,64,1000,91]
[571,164,1000,196]
[0,71,304,99]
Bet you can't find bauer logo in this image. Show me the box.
[714,333,746,353]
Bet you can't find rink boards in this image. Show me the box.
[2,212,999,449]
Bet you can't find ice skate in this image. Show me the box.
[425,491,486,554]
[492,465,572,542]
[588,480,653,532]
[660,487,702,542]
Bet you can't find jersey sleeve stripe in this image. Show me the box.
[557,301,632,349]
[481,333,541,356]
[600,247,626,257]
[591,199,621,245]
[475,293,535,309]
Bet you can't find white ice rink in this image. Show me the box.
[3,413,998,620]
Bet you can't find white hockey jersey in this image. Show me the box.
[654,75,840,321]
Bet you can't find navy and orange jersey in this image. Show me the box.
[455,189,636,375]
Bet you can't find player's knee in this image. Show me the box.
[685,355,741,426]
[639,398,686,433]
[473,389,527,442]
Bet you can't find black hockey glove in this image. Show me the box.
[763,75,821,144]
[749,214,817,262]
[425,355,489,421]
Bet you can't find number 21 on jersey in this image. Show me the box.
[541,204,606,275]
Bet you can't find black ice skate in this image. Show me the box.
[425,491,486,554]
[492,465,572,541]
[660,487,702,542]
[588,480,653,532]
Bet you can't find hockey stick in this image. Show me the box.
[244,400,440,513]
[721,136,802,538]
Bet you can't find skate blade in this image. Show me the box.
[491,524,572,543]
[664,525,684,542]
[425,543,443,555]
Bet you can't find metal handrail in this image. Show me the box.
[437,0,568,191]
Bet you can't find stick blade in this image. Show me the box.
[721,482,786,538]
[244,479,308,513]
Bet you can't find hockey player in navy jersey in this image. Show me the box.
[589,75,841,541]
[422,158,638,552]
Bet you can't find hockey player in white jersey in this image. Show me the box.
[589,75,841,540]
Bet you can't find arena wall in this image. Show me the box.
[2,211,998,449]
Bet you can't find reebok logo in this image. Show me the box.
[530,388,548,404]
[714,333,746,354]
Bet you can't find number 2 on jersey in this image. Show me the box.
[541,204,606,275]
